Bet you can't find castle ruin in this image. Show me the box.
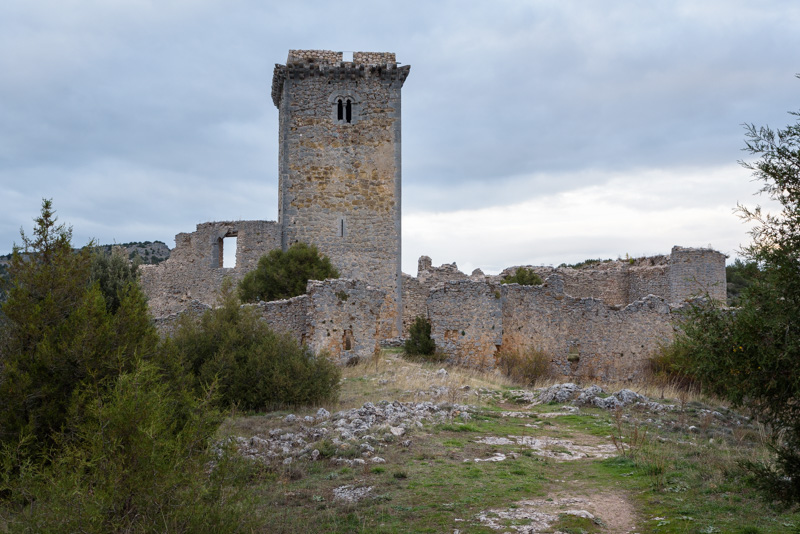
[140,49,726,380]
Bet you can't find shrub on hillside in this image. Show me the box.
[404,316,437,359]
[501,267,543,286]
[238,242,339,303]
[167,281,340,410]
[646,339,700,392]
[497,347,552,386]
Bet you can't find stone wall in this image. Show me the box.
[153,278,383,362]
[272,50,410,338]
[401,256,482,335]
[427,280,504,368]
[501,276,679,381]
[669,246,727,303]
[424,276,680,381]
[139,220,280,317]
[301,279,386,363]
[496,248,723,307]
[152,300,212,337]
[252,295,309,345]
[407,246,725,381]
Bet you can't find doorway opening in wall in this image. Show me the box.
[222,235,237,268]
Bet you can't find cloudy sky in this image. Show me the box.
[1,1,798,275]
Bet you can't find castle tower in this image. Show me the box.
[271,50,410,337]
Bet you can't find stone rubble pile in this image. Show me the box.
[228,384,685,465]
[508,383,675,412]
[232,401,474,464]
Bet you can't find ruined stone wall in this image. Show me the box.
[669,246,727,303]
[252,295,309,345]
[628,264,670,303]
[401,256,477,335]
[427,281,504,368]
[303,279,386,363]
[153,278,382,362]
[152,300,212,337]
[272,50,410,338]
[551,267,630,306]
[499,250,719,307]
[424,276,679,381]
[501,277,679,381]
[139,220,280,317]
[401,274,428,334]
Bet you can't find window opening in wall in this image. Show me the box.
[342,51,353,62]
[343,330,353,351]
[337,99,343,121]
[345,99,352,123]
[222,236,237,268]
[337,217,346,237]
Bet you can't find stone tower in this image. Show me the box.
[271,50,410,337]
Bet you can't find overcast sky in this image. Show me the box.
[1,1,798,275]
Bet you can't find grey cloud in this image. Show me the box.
[1,0,799,258]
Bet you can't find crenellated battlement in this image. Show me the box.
[286,50,397,66]
[272,50,409,107]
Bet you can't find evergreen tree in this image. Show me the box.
[238,242,339,303]
[678,88,800,503]
[0,200,159,460]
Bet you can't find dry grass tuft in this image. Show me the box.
[336,350,516,410]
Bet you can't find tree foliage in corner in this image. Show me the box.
[676,84,800,503]
[238,242,339,303]
[502,267,543,286]
[0,200,160,460]
[0,201,258,531]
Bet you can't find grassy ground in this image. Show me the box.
[222,351,800,533]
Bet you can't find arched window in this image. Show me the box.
[329,92,360,124]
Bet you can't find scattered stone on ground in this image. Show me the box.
[231,400,475,463]
[523,383,675,412]
[332,485,373,503]
[473,493,638,533]
[474,435,618,461]
[474,497,599,533]
[229,382,750,482]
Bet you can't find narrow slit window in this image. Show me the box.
[345,99,352,123]
[337,99,343,121]
[338,218,346,237]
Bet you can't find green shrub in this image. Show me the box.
[558,258,612,269]
[501,267,542,286]
[167,281,340,411]
[404,316,436,357]
[646,340,700,392]
[90,246,141,313]
[726,258,760,306]
[238,242,339,303]
[497,347,552,386]
[1,360,256,533]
